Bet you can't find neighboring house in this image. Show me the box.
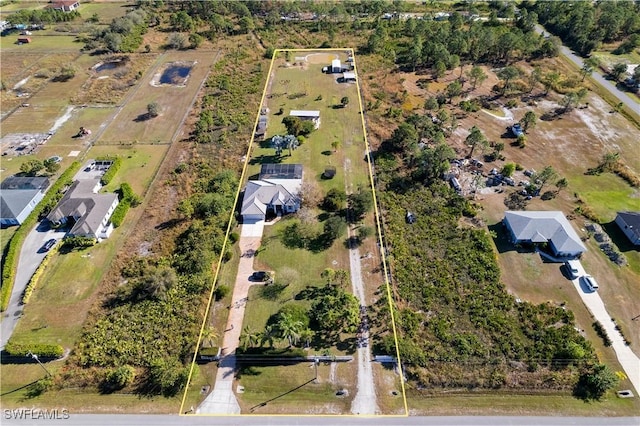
[0,176,50,226]
[503,210,586,258]
[47,179,118,240]
[255,115,268,140]
[289,110,320,129]
[240,164,303,223]
[49,0,80,12]
[331,59,341,73]
[615,211,640,246]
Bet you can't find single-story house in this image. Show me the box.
[342,71,356,82]
[503,210,586,258]
[615,211,640,246]
[331,59,341,73]
[47,179,118,240]
[240,164,303,223]
[0,176,50,226]
[49,0,80,12]
[289,110,320,129]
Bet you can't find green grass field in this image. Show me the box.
[1,35,81,52]
[88,144,170,196]
[235,362,355,414]
[570,173,640,222]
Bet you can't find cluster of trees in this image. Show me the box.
[368,10,559,72]
[87,8,149,53]
[530,1,640,56]
[241,273,359,351]
[6,8,79,25]
[19,158,59,176]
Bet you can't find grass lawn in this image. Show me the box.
[235,362,356,414]
[0,226,17,255]
[245,216,348,334]
[571,173,640,222]
[76,2,130,23]
[88,144,170,196]
[407,390,640,416]
[1,35,81,52]
[8,237,117,349]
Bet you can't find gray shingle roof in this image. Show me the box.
[504,211,586,254]
[617,211,640,241]
[1,176,49,190]
[47,179,118,237]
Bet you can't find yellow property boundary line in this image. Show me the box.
[180,48,407,417]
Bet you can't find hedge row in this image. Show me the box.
[110,182,140,228]
[22,244,59,304]
[110,200,130,228]
[99,156,122,186]
[1,162,81,311]
[4,341,64,358]
[236,347,306,357]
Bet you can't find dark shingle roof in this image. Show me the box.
[259,163,303,180]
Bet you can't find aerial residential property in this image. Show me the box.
[0,1,638,423]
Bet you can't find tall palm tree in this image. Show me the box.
[201,327,219,348]
[277,313,303,347]
[299,328,315,348]
[260,325,278,348]
[240,326,258,351]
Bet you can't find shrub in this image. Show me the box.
[5,341,64,358]
[22,245,58,304]
[99,157,122,185]
[147,102,159,117]
[517,134,527,148]
[501,163,516,177]
[105,365,136,389]
[592,321,612,346]
[214,284,230,301]
[515,163,524,171]
[62,236,97,249]
[110,200,130,228]
[229,232,239,244]
[505,99,518,108]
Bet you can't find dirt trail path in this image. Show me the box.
[343,157,378,415]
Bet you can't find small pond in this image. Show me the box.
[159,64,192,85]
[95,61,122,73]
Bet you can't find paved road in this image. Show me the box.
[3,414,639,426]
[0,223,63,350]
[535,25,638,112]
[570,261,640,396]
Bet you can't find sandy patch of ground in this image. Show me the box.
[305,52,339,64]
[49,105,75,133]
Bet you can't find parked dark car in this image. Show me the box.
[42,238,56,252]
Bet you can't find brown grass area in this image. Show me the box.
[72,54,159,105]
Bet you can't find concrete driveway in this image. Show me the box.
[1,221,64,349]
[197,227,263,414]
[569,260,640,396]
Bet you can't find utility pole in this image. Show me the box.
[28,352,51,377]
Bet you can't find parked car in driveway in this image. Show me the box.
[41,238,56,252]
[581,275,599,292]
[565,259,580,279]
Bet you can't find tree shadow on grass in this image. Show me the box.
[249,154,283,166]
[133,113,154,122]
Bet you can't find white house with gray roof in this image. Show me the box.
[240,164,302,223]
[503,211,586,258]
[0,176,50,226]
[47,179,118,240]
